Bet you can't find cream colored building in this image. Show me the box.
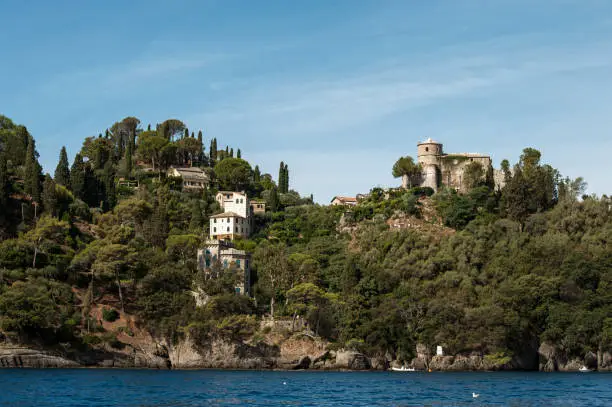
[330,196,358,207]
[167,167,209,190]
[209,211,250,241]
[215,191,250,218]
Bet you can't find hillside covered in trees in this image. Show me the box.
[0,114,611,370]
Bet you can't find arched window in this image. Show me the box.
[227,227,230,232]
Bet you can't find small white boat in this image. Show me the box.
[391,366,416,372]
[579,366,591,372]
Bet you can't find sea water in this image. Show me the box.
[0,369,610,406]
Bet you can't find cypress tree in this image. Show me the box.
[147,124,151,131]
[278,162,286,193]
[24,136,41,203]
[102,161,116,211]
[268,186,280,212]
[42,174,58,217]
[254,165,261,183]
[125,141,133,178]
[70,153,86,200]
[283,164,289,193]
[0,152,8,215]
[191,131,195,138]
[54,146,71,188]
[189,199,204,233]
[150,188,169,247]
[197,130,204,164]
[237,149,241,159]
[230,148,234,158]
[209,138,217,167]
[183,128,189,139]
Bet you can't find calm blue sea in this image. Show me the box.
[0,369,610,406]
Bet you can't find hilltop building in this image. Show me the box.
[197,239,250,295]
[198,191,254,296]
[167,167,209,191]
[330,196,358,207]
[406,138,503,192]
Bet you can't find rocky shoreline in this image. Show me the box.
[2,340,611,372]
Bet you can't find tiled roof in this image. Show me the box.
[210,211,245,218]
[331,196,357,203]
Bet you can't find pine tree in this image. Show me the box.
[254,165,261,183]
[70,153,86,200]
[237,149,241,159]
[54,146,71,188]
[42,174,58,217]
[24,136,41,203]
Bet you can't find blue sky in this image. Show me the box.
[2,0,612,202]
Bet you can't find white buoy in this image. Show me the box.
[472,392,480,398]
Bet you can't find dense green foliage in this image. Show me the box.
[0,114,610,369]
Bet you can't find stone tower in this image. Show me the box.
[417,138,443,190]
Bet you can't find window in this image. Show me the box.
[235,227,238,232]
[227,227,230,232]
[425,147,429,152]
[240,198,243,203]
[227,217,230,222]
[213,227,216,232]
[235,287,241,294]
[236,199,239,204]
[214,219,217,223]
[236,259,241,267]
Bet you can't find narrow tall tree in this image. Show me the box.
[42,174,58,217]
[230,148,234,158]
[54,146,71,188]
[253,165,261,183]
[278,162,286,193]
[24,136,41,203]
[70,153,86,200]
[237,149,241,159]
[0,152,8,216]
[283,164,289,193]
[124,141,133,178]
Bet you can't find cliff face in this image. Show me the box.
[2,339,610,371]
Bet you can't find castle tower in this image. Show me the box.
[417,138,443,166]
[417,138,443,191]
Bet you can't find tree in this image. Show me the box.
[267,186,280,212]
[23,215,70,268]
[42,174,58,217]
[392,156,421,189]
[209,138,217,167]
[54,146,71,188]
[253,165,261,183]
[137,131,168,171]
[463,161,485,190]
[214,158,253,191]
[158,119,185,141]
[236,149,241,159]
[283,163,289,193]
[70,153,86,200]
[92,243,131,312]
[253,243,290,319]
[278,162,286,193]
[24,136,42,204]
[0,152,8,216]
[124,140,133,178]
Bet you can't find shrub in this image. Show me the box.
[102,308,120,322]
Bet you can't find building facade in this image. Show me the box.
[407,138,501,192]
[330,196,358,207]
[197,239,250,295]
[167,167,209,191]
[209,212,250,240]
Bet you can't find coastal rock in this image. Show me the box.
[335,350,371,370]
[598,351,612,371]
[293,356,311,370]
[429,355,454,371]
[0,346,79,368]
